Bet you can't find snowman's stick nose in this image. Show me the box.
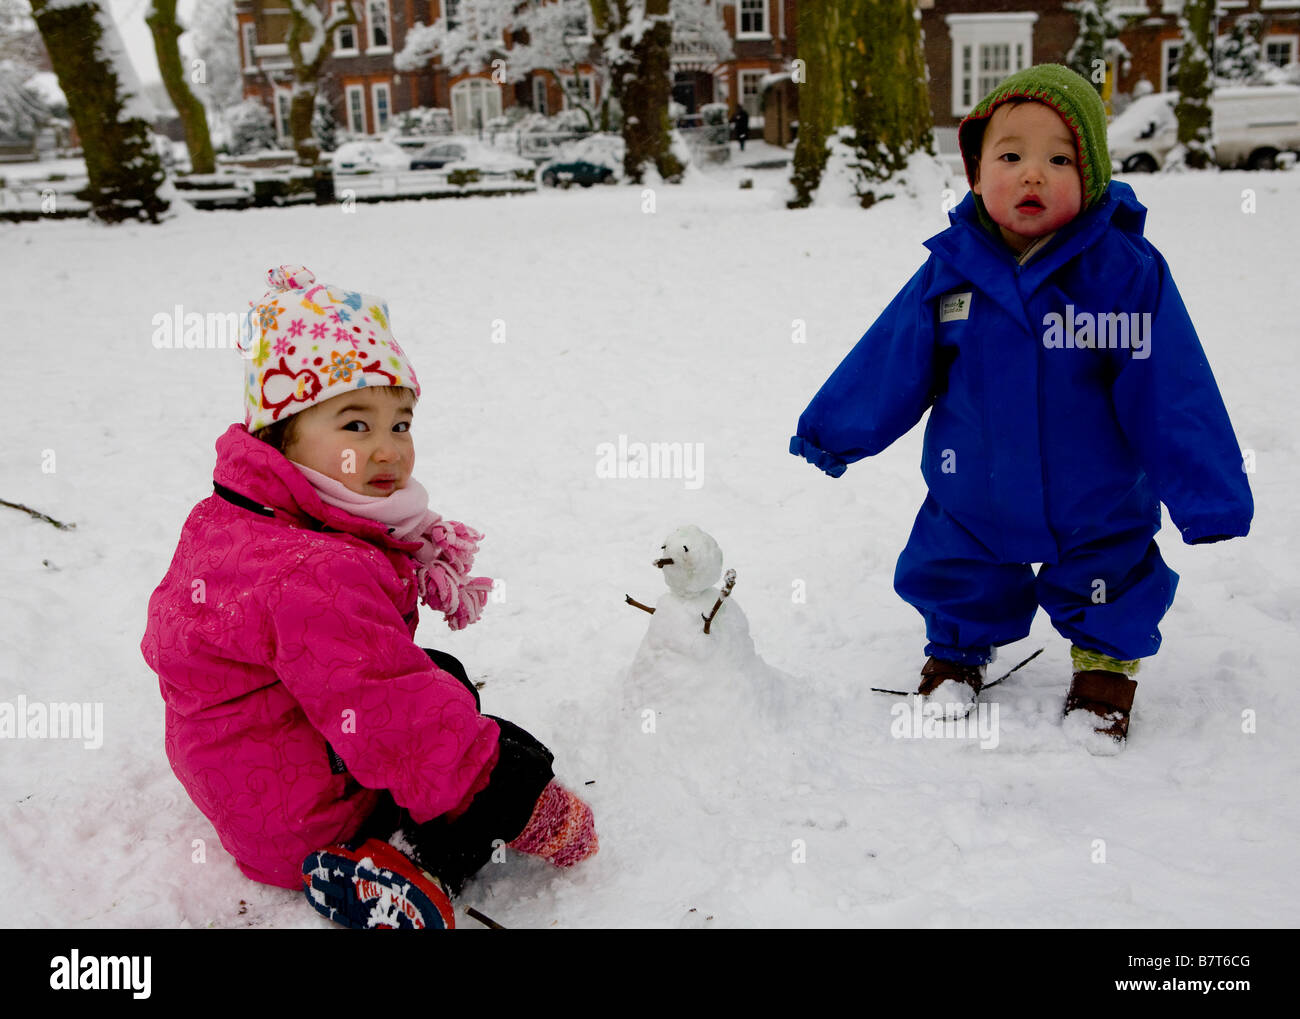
[654,558,674,568]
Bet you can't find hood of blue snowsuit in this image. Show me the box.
[791,180,1253,564]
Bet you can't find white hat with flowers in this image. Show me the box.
[242,265,421,432]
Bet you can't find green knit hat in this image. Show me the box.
[958,63,1111,219]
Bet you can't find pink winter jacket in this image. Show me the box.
[141,423,500,888]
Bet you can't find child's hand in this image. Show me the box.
[508,780,598,868]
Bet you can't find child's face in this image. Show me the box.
[972,101,1083,254]
[284,387,415,497]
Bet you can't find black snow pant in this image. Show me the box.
[348,648,555,895]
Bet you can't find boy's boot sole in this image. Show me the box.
[302,837,456,930]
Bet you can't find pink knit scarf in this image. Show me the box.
[292,462,492,631]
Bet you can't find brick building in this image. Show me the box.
[921,0,1300,130]
[235,0,797,140]
[235,2,1300,145]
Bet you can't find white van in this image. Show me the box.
[1109,85,1300,171]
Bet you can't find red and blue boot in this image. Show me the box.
[302,838,456,930]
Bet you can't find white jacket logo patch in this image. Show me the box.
[939,292,972,322]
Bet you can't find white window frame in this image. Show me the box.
[562,3,593,43]
[738,68,766,117]
[560,71,596,110]
[241,23,257,72]
[367,0,392,53]
[445,0,461,32]
[532,76,548,115]
[738,0,769,40]
[1161,39,1183,93]
[1264,35,1299,67]
[371,82,391,132]
[334,1,359,55]
[346,83,366,134]
[946,13,1036,118]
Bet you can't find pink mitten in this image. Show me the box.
[508,780,599,867]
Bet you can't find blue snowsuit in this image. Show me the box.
[790,180,1252,665]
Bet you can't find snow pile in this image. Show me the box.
[802,129,957,210]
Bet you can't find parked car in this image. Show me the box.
[410,140,534,181]
[539,160,615,187]
[330,140,410,174]
[1111,85,1300,171]
[389,135,445,156]
[537,134,624,188]
[409,141,469,169]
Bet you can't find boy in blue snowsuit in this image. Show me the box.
[789,65,1252,752]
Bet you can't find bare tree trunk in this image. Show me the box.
[286,0,357,165]
[790,0,932,209]
[31,0,169,223]
[146,0,215,174]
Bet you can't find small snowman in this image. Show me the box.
[625,524,755,666]
[622,524,795,743]
[617,526,796,809]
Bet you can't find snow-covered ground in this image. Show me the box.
[2,152,1296,928]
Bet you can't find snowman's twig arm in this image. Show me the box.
[701,569,737,635]
[625,595,656,614]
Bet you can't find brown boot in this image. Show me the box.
[1064,670,1138,752]
[917,656,985,719]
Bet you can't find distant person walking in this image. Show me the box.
[731,106,750,152]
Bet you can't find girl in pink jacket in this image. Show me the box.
[141,265,597,929]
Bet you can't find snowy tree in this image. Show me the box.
[511,0,611,129]
[283,0,358,164]
[1065,0,1132,95]
[397,1,726,168]
[30,0,168,223]
[1,0,44,68]
[591,0,680,183]
[1,0,50,140]
[398,0,593,126]
[188,0,243,114]
[397,0,513,75]
[521,0,726,133]
[0,59,49,140]
[146,0,214,173]
[1173,0,1214,170]
[1215,13,1265,85]
[789,0,933,209]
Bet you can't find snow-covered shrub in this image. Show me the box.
[224,99,275,155]
[312,93,340,153]
[699,102,728,126]
[1215,14,1266,85]
[394,106,453,136]
[550,106,591,133]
